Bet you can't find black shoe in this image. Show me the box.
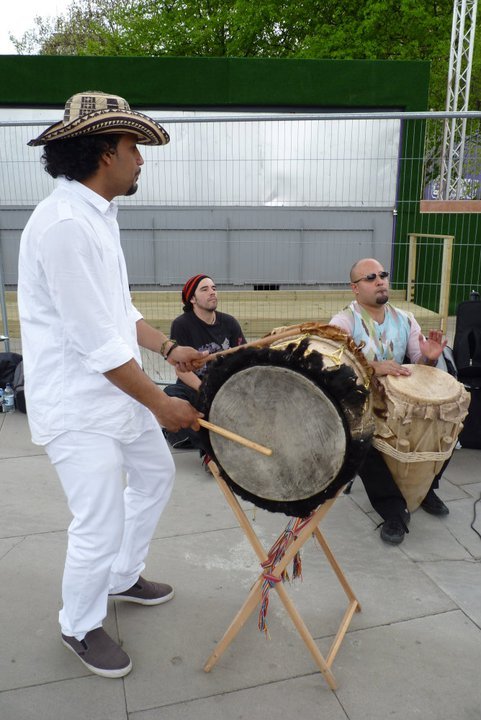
[421,490,449,516]
[380,515,410,545]
[109,576,174,605]
[62,628,132,678]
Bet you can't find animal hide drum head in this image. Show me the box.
[208,365,347,504]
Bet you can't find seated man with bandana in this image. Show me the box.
[164,274,246,457]
[330,258,450,545]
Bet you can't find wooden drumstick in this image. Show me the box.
[202,326,307,363]
[198,419,272,456]
[201,323,336,365]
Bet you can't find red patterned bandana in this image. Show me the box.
[182,274,209,308]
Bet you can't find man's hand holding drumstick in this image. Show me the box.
[166,346,209,374]
[152,336,271,455]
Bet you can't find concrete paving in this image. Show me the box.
[1,410,481,720]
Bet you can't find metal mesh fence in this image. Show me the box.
[0,111,402,207]
[1,110,481,382]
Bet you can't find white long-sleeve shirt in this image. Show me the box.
[18,177,156,445]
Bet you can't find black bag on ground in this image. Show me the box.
[436,346,457,377]
[13,360,26,414]
[453,300,481,378]
[453,298,481,449]
[0,352,22,389]
[458,388,481,448]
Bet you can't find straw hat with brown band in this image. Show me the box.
[28,90,170,147]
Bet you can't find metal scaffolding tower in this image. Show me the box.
[440,0,478,199]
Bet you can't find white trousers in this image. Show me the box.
[45,427,175,640]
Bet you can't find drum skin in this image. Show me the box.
[198,329,374,517]
[209,365,347,503]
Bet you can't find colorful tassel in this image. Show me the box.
[257,513,313,634]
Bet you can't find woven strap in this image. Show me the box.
[372,437,455,464]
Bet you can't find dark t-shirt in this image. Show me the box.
[170,310,246,379]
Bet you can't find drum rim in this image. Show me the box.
[269,324,373,388]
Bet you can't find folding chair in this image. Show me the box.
[203,461,361,690]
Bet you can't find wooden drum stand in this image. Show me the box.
[203,460,361,690]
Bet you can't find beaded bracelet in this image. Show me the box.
[160,339,170,357]
[165,340,178,359]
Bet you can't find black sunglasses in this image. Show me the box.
[352,271,389,284]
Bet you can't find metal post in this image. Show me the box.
[407,234,417,302]
[440,0,478,200]
[439,236,454,332]
[0,231,11,353]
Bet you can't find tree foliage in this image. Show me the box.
[9,0,480,109]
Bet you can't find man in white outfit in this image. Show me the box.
[18,91,207,678]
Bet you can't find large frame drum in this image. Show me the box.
[198,323,374,517]
[372,364,470,510]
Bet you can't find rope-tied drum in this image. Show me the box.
[372,364,470,510]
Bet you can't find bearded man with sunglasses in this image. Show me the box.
[330,258,449,545]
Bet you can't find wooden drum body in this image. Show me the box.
[198,323,374,517]
[372,364,470,511]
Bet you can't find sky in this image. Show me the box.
[1,0,72,54]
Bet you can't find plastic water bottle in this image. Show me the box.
[0,388,4,412]
[3,383,15,413]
